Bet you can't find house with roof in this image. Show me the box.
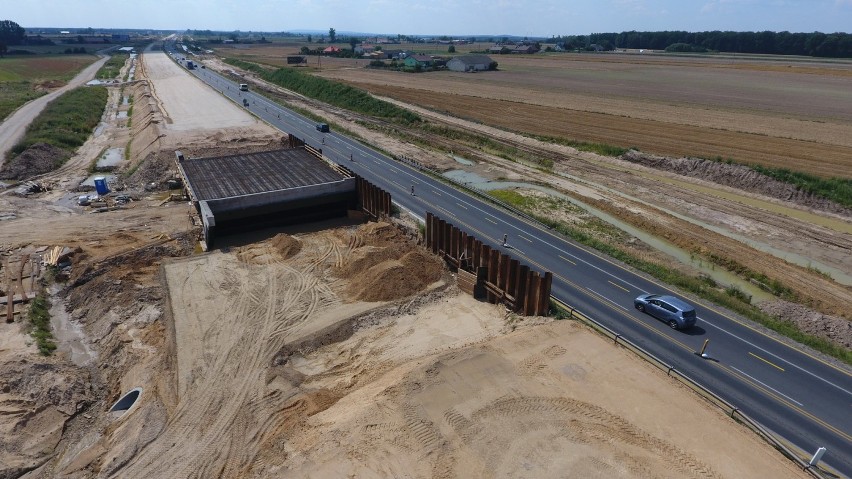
[512,44,538,54]
[380,49,403,60]
[354,44,375,55]
[322,46,341,55]
[446,54,495,72]
[403,54,434,70]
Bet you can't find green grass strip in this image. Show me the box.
[10,85,108,159]
[27,294,56,356]
[224,58,421,124]
[489,189,852,365]
[0,81,46,122]
[749,165,852,209]
[96,53,128,80]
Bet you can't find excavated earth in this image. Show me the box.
[0,49,843,479]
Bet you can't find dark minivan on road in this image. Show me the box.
[634,294,697,330]
[316,123,330,133]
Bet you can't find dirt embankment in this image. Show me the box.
[0,143,69,181]
[621,151,851,216]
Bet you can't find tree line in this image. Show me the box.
[550,30,852,58]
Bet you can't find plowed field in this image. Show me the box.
[316,53,852,178]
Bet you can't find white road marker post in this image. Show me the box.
[699,339,710,358]
[808,447,827,469]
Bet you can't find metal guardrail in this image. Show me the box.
[550,298,827,478]
[392,153,829,478]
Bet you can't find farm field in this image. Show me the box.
[308,53,852,178]
[0,54,98,121]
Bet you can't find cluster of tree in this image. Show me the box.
[64,47,87,54]
[664,43,708,53]
[549,30,852,58]
[0,20,25,45]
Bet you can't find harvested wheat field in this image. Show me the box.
[319,53,852,178]
[44,220,806,479]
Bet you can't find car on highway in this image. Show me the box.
[239,83,249,91]
[316,123,329,133]
[634,294,697,330]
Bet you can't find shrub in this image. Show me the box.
[27,295,56,355]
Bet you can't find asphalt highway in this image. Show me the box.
[171,48,851,476]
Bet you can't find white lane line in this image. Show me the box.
[730,366,803,406]
[586,288,628,311]
[701,318,852,398]
[503,245,525,255]
[343,139,852,396]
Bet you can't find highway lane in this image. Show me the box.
[173,50,852,475]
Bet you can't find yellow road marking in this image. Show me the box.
[559,255,576,265]
[430,211,849,448]
[749,352,785,372]
[720,363,850,443]
[607,280,630,293]
[502,202,851,377]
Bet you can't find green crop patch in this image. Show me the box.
[10,86,108,158]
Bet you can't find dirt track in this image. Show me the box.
[0,55,108,167]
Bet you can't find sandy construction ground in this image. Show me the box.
[89,224,805,479]
[0,46,824,479]
[142,52,259,132]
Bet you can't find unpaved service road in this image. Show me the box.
[142,52,270,133]
[0,55,108,167]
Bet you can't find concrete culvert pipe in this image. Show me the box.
[109,387,142,415]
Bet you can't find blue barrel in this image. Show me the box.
[94,177,109,195]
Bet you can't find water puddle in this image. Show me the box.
[449,153,475,166]
[552,169,852,286]
[96,148,125,169]
[122,96,129,105]
[81,173,117,188]
[49,285,97,366]
[443,169,775,301]
[116,111,128,119]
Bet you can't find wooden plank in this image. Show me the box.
[5,257,12,323]
[17,254,29,302]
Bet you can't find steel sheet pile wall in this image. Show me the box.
[356,177,392,219]
[426,212,552,316]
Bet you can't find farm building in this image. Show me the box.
[404,54,434,70]
[322,46,341,55]
[177,147,356,248]
[447,55,495,72]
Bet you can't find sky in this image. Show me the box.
[6,0,852,36]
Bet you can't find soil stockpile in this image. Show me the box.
[0,143,68,180]
[621,151,851,216]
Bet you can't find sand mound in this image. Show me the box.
[347,248,444,302]
[270,233,301,259]
[359,221,407,246]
